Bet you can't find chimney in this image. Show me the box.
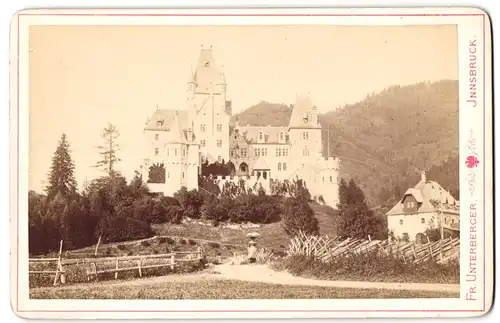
[421,170,427,183]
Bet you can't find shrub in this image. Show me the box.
[174,187,203,219]
[188,239,197,245]
[158,237,167,244]
[179,238,187,245]
[282,196,319,237]
[117,244,127,251]
[165,237,175,244]
[208,242,221,249]
[141,240,151,247]
[95,216,154,244]
[277,253,459,284]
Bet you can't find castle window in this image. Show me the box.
[241,148,247,157]
[283,163,287,171]
[200,124,206,132]
[157,121,163,127]
[263,148,267,156]
[175,148,178,156]
[230,149,234,157]
[277,148,282,157]
[421,218,425,224]
[451,219,455,224]
[399,219,404,225]
[218,156,222,163]
[280,132,284,142]
[155,134,159,140]
[182,172,185,179]
[303,146,310,157]
[155,148,159,156]
[322,177,324,182]
[283,148,288,156]
[303,132,309,140]
[259,132,263,141]
[217,124,222,132]
[205,61,210,67]
[330,176,333,182]
[278,163,282,171]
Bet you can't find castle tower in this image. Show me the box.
[188,45,231,164]
[288,94,323,170]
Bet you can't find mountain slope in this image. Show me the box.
[232,80,459,206]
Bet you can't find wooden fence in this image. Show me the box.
[287,232,460,264]
[29,241,203,286]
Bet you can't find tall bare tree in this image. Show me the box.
[94,123,121,176]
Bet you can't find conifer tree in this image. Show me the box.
[94,123,121,177]
[282,183,319,237]
[45,133,78,199]
[337,178,385,239]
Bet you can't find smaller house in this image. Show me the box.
[386,171,460,243]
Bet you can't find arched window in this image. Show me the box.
[283,163,287,171]
[259,131,263,141]
[278,163,282,171]
[330,176,333,182]
[280,132,284,142]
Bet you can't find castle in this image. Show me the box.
[140,46,340,207]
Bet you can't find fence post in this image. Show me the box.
[95,236,102,257]
[115,258,119,280]
[53,240,63,286]
[170,253,175,270]
[138,259,142,277]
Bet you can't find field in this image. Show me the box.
[30,279,459,300]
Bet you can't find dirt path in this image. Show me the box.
[45,263,459,294]
[211,264,460,293]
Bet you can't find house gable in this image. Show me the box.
[402,194,419,214]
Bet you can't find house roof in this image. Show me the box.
[191,46,225,93]
[253,157,270,170]
[144,109,191,144]
[386,178,459,216]
[288,95,321,129]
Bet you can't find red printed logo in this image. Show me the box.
[465,155,480,168]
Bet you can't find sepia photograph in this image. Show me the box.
[11,8,493,319]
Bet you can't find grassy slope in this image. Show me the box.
[232,80,459,207]
[30,280,459,299]
[152,202,340,253]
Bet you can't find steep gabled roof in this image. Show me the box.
[253,157,270,170]
[192,46,225,93]
[288,95,320,129]
[386,178,459,216]
[144,109,190,143]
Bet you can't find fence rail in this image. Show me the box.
[29,240,203,286]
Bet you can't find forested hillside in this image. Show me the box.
[232,80,459,207]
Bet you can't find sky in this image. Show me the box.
[29,24,458,193]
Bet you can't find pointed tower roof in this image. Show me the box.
[193,45,225,93]
[289,94,320,128]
